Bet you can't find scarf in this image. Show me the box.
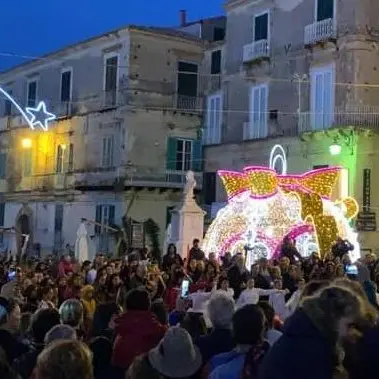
[241,341,270,379]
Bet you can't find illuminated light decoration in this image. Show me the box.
[0,86,56,131]
[329,143,342,155]
[202,144,360,266]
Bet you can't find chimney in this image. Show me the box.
[179,10,187,26]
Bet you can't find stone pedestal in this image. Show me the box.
[168,171,205,259]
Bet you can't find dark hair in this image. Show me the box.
[150,301,168,325]
[258,301,275,328]
[166,243,177,255]
[193,238,200,244]
[233,305,265,345]
[89,336,112,374]
[31,308,61,344]
[39,286,53,300]
[125,288,150,311]
[91,303,120,338]
[301,280,330,299]
[0,297,19,326]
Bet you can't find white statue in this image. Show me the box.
[184,171,196,202]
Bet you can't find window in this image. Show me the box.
[211,50,221,74]
[27,80,38,108]
[316,0,334,21]
[60,69,72,102]
[248,84,268,139]
[68,143,74,172]
[95,205,115,234]
[21,150,32,176]
[205,94,222,145]
[177,62,198,109]
[213,27,225,42]
[104,55,118,106]
[166,137,202,171]
[0,153,6,179]
[166,206,175,226]
[101,136,114,167]
[56,145,64,173]
[310,64,335,130]
[0,203,4,243]
[203,172,217,205]
[254,12,269,41]
[4,90,12,116]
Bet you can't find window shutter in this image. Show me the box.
[323,71,333,127]
[191,140,202,172]
[68,144,74,172]
[56,145,62,173]
[166,206,175,226]
[166,137,177,170]
[260,85,268,137]
[108,205,115,226]
[215,96,221,143]
[95,205,102,234]
[203,172,216,204]
[0,203,5,226]
[0,153,6,179]
[314,73,324,129]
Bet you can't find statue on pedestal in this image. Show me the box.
[184,170,196,203]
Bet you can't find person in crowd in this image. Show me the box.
[35,340,93,379]
[285,278,306,315]
[59,298,85,340]
[208,304,269,379]
[0,297,28,364]
[1,268,23,299]
[188,239,205,262]
[80,285,96,332]
[168,297,187,326]
[38,286,55,310]
[111,288,167,371]
[236,276,286,309]
[280,237,303,264]
[162,244,183,272]
[259,285,365,379]
[126,326,202,379]
[268,279,289,321]
[44,324,77,344]
[216,277,234,298]
[258,301,283,346]
[12,308,61,379]
[129,263,148,289]
[91,302,120,341]
[196,292,235,366]
[332,237,354,259]
[57,255,74,278]
[227,254,248,299]
[89,337,113,379]
[23,285,39,313]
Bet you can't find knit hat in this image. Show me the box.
[148,327,202,378]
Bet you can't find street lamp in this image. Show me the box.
[21,138,32,149]
[329,143,342,156]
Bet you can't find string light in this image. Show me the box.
[203,145,360,265]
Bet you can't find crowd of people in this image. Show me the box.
[0,236,379,379]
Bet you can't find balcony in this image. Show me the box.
[55,101,72,118]
[243,40,270,63]
[74,166,203,190]
[175,94,202,113]
[304,18,336,46]
[243,121,268,140]
[0,116,11,131]
[9,173,74,193]
[206,75,221,93]
[298,105,379,133]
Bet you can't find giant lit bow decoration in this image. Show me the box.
[218,166,359,259]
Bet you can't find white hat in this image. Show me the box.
[148,326,202,378]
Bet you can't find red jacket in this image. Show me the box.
[111,310,167,369]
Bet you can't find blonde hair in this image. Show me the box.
[36,340,93,379]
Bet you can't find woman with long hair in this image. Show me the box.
[259,285,365,379]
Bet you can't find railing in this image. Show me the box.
[55,101,72,118]
[304,18,336,45]
[74,167,203,189]
[298,105,379,132]
[243,121,268,140]
[207,75,221,93]
[243,39,270,63]
[9,173,74,192]
[175,94,202,113]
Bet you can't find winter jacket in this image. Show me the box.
[111,310,166,370]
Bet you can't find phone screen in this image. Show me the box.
[345,265,358,276]
[7,269,16,281]
[181,279,190,298]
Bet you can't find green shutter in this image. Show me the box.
[166,137,177,170]
[191,140,202,172]
[95,205,102,234]
[0,153,6,179]
[108,205,115,226]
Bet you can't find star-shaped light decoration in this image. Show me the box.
[25,101,56,131]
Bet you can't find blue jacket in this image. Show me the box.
[208,350,246,379]
[258,309,334,379]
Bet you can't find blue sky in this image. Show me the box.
[0,0,223,71]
